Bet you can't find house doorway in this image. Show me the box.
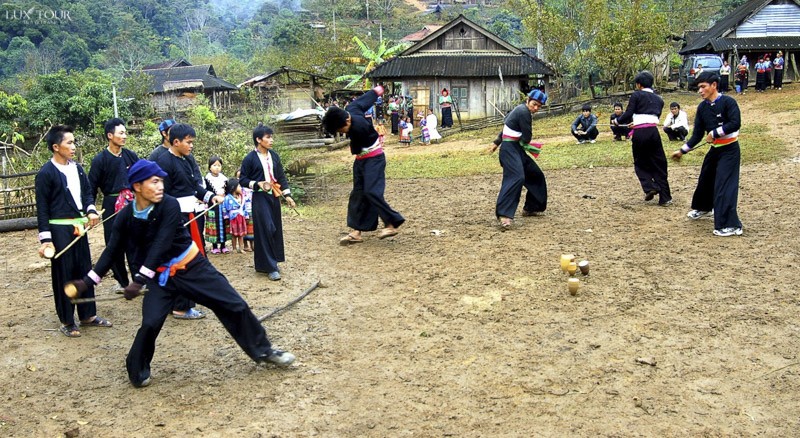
[410,87,430,125]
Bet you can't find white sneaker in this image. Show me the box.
[686,209,713,220]
[259,349,295,366]
[713,227,743,237]
[589,139,596,144]
[576,140,584,144]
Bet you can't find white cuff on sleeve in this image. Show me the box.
[680,144,691,154]
[139,266,156,279]
[39,231,52,242]
[88,270,102,284]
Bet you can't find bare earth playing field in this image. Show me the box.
[2,88,799,436]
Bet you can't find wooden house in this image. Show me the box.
[238,67,329,114]
[142,60,238,113]
[367,15,555,120]
[679,0,800,82]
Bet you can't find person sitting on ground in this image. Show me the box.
[571,104,599,144]
[662,102,689,141]
[609,102,630,141]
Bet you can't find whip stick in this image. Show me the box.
[258,279,321,322]
[183,202,220,227]
[278,192,301,216]
[52,209,105,260]
[70,290,147,304]
[488,101,506,117]
[72,294,121,304]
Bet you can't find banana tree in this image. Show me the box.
[335,36,408,89]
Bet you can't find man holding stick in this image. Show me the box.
[36,125,110,338]
[155,123,220,319]
[322,84,405,244]
[671,71,743,237]
[67,159,295,387]
[239,124,296,280]
[88,118,138,291]
[489,89,549,228]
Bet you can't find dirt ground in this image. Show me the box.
[2,88,800,436]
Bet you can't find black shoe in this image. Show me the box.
[257,349,295,366]
[132,377,151,388]
[644,190,657,201]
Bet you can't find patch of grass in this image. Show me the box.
[763,91,800,112]
[309,90,793,182]
[285,203,339,221]
[386,150,498,179]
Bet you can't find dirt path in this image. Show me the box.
[1,86,799,436]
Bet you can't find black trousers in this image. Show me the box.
[391,112,399,134]
[631,126,671,203]
[101,195,129,287]
[347,154,405,231]
[690,142,742,230]
[720,75,729,92]
[755,72,765,91]
[610,125,630,138]
[496,142,547,218]
[172,213,199,312]
[663,126,688,141]
[572,127,599,141]
[251,191,285,273]
[50,224,96,326]
[126,256,273,386]
[774,69,784,88]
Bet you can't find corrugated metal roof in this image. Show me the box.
[711,36,800,50]
[367,52,554,79]
[680,0,800,54]
[143,65,238,93]
[735,3,800,37]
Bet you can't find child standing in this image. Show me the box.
[204,156,228,254]
[375,120,387,148]
[420,118,431,145]
[235,168,255,252]
[399,116,413,145]
[223,177,247,253]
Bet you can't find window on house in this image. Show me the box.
[451,85,468,110]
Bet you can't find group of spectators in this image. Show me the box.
[572,101,689,144]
